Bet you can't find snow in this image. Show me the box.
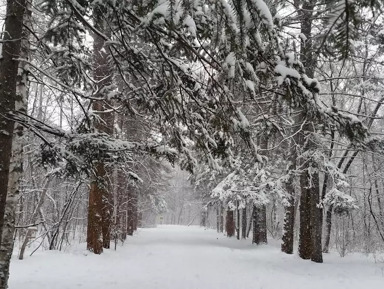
[225,52,236,78]
[9,226,384,289]
[275,61,301,85]
[251,0,274,29]
[219,0,239,33]
[183,15,197,37]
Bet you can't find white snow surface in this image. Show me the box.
[9,226,384,289]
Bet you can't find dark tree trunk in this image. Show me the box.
[219,202,224,233]
[260,205,267,243]
[281,119,300,254]
[253,205,267,244]
[133,192,139,231]
[0,0,26,239]
[216,204,220,232]
[295,0,323,263]
[298,171,312,259]
[0,1,27,288]
[310,169,323,263]
[87,3,114,253]
[281,176,295,254]
[226,210,235,237]
[236,202,240,240]
[241,207,247,239]
[87,164,105,254]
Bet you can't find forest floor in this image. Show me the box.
[9,225,384,289]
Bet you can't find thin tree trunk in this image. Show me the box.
[247,205,253,238]
[298,170,312,259]
[19,178,51,260]
[310,168,323,263]
[322,205,333,253]
[281,173,295,254]
[102,182,112,249]
[219,202,224,233]
[241,207,247,239]
[236,202,240,240]
[127,188,135,236]
[216,204,220,232]
[200,208,207,227]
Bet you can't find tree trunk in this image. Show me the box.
[0,1,27,287]
[295,0,323,263]
[236,202,240,240]
[87,164,105,254]
[0,0,26,237]
[281,175,295,254]
[200,208,207,227]
[309,168,323,263]
[241,207,247,239]
[117,170,127,241]
[127,188,136,236]
[133,192,139,231]
[87,3,114,253]
[102,184,112,249]
[219,202,224,233]
[298,171,312,259]
[253,205,267,244]
[281,119,299,254]
[225,210,235,237]
[216,204,220,232]
[322,205,333,253]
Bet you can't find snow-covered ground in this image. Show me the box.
[9,225,384,289]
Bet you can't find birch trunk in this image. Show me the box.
[0,1,27,287]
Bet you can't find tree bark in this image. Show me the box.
[216,204,220,232]
[309,167,323,263]
[236,202,240,240]
[219,202,224,233]
[253,205,267,244]
[87,164,105,254]
[127,188,136,236]
[281,174,295,254]
[87,3,114,253]
[241,207,247,239]
[298,170,312,259]
[0,0,26,238]
[225,210,235,237]
[0,1,27,287]
[295,0,323,263]
[322,205,333,253]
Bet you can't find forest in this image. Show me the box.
[0,0,384,288]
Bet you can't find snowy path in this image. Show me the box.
[9,225,384,289]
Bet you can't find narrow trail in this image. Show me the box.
[9,226,384,289]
